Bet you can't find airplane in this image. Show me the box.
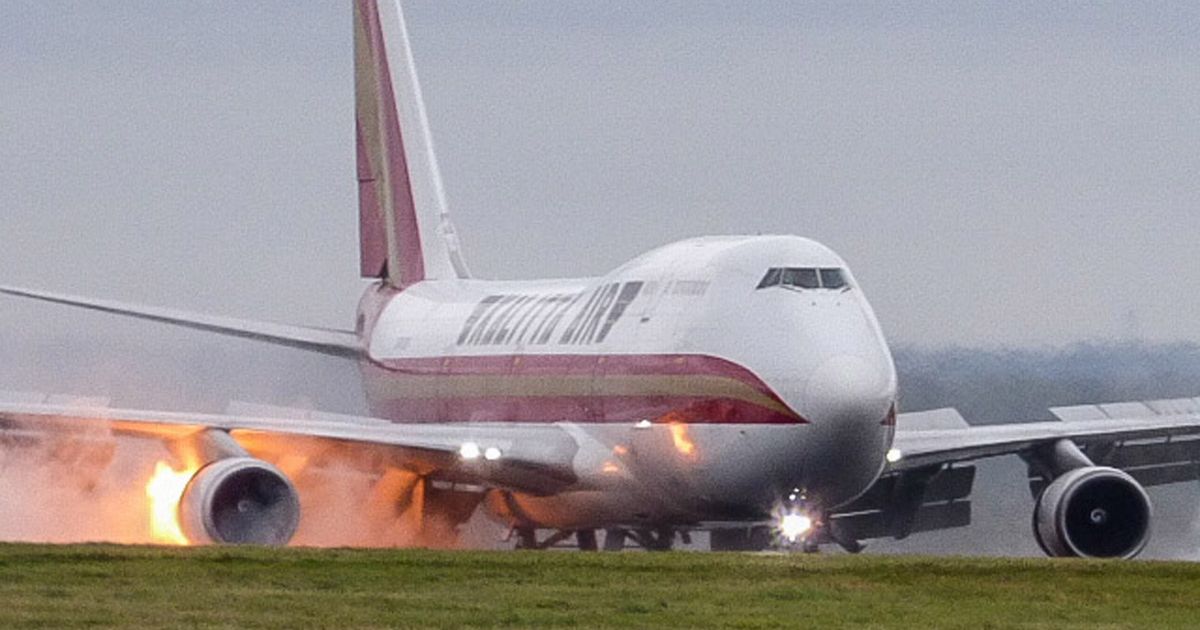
[3,0,1200,558]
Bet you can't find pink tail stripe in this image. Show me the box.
[356,122,388,277]
[356,0,425,285]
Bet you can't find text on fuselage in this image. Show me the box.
[457,282,644,347]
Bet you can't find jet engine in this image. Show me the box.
[1032,466,1151,559]
[179,457,300,545]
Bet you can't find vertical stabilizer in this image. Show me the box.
[355,0,469,286]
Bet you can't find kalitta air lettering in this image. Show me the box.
[456,282,644,347]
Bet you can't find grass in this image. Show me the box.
[0,545,1197,628]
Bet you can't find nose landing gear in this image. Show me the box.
[776,492,864,554]
[824,519,865,554]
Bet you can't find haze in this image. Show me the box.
[2,1,1198,347]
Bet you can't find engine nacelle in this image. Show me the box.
[1033,466,1151,559]
[179,457,300,546]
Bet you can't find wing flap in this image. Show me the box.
[1050,398,1200,421]
[1102,437,1200,470]
[1125,462,1200,488]
[827,502,972,543]
[895,408,969,431]
[829,464,975,541]
[838,465,975,514]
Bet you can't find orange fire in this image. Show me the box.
[668,423,697,457]
[145,461,194,545]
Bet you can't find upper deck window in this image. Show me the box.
[756,267,850,291]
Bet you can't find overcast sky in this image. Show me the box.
[2,1,1198,347]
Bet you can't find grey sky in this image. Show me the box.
[2,1,1198,347]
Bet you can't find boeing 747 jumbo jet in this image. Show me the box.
[4,0,1200,558]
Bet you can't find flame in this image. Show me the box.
[668,423,696,457]
[276,454,310,480]
[145,461,194,545]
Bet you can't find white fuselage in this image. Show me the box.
[356,235,898,529]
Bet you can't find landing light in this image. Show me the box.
[459,442,482,460]
[779,513,813,543]
[484,447,503,461]
[886,448,903,464]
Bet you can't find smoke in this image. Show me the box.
[1137,483,1200,562]
[0,427,505,549]
[0,430,166,544]
[290,465,433,548]
[244,436,503,549]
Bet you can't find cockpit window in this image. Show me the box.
[756,267,851,291]
[756,267,782,289]
[782,268,820,289]
[819,268,847,290]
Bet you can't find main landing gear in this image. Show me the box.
[796,515,864,554]
[512,527,685,551]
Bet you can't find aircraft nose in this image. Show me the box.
[797,354,896,504]
[804,354,895,428]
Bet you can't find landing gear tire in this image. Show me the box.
[515,527,538,550]
[633,527,675,551]
[827,520,864,554]
[577,529,599,551]
[603,529,627,551]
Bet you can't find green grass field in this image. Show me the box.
[1,545,1198,629]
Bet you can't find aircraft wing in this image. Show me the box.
[0,286,362,359]
[889,400,1200,473]
[0,400,579,496]
[827,399,1200,545]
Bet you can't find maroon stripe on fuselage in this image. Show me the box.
[374,354,770,383]
[361,353,805,425]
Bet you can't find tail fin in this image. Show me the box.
[355,0,470,286]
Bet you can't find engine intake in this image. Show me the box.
[179,457,300,546]
[1033,466,1151,559]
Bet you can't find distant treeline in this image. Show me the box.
[895,342,1200,425]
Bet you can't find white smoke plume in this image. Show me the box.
[0,431,164,544]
